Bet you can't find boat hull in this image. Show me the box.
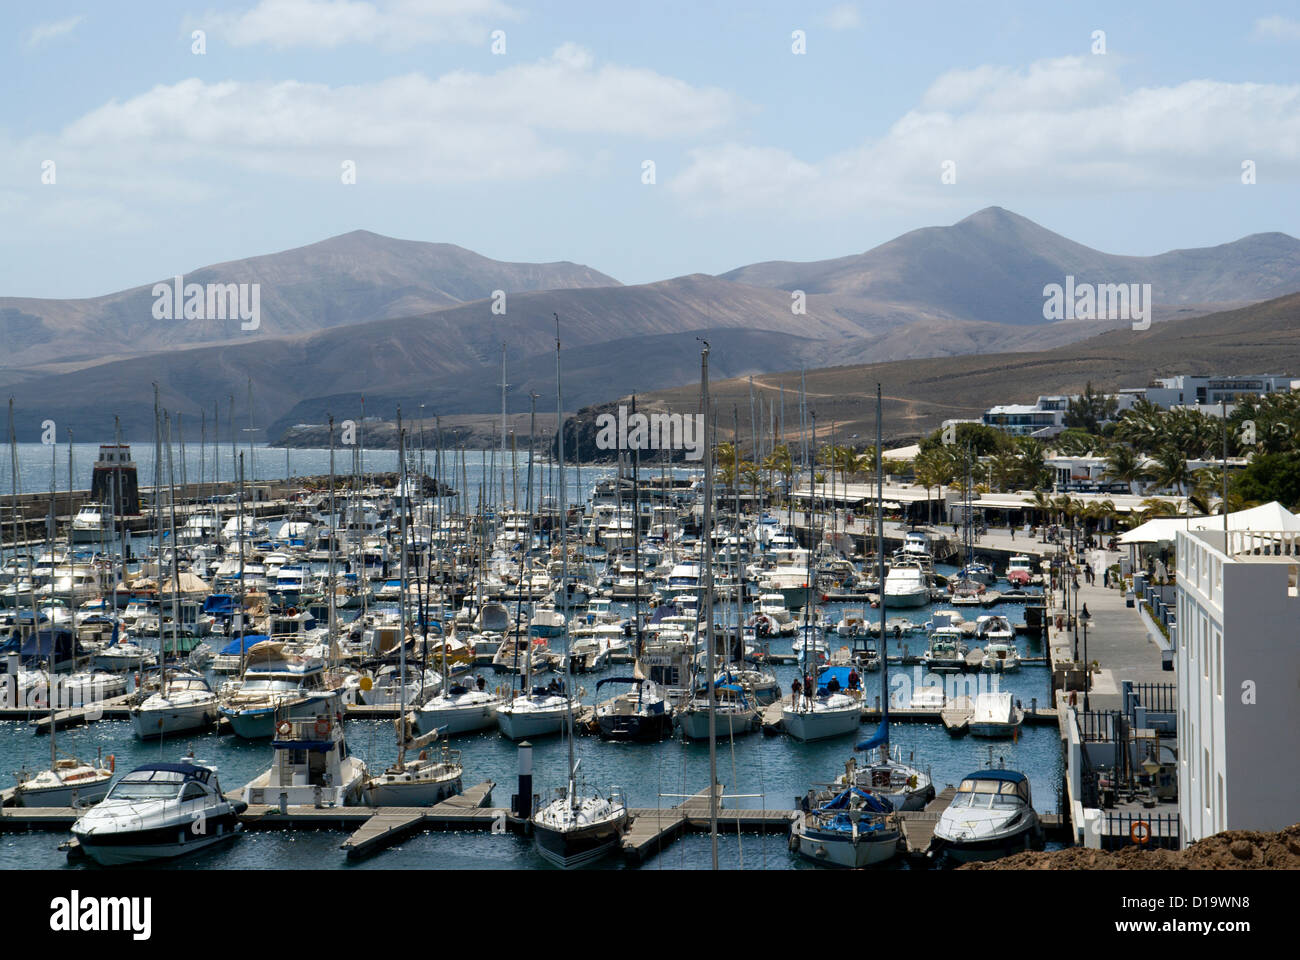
[797,827,899,868]
[130,700,218,738]
[533,817,625,868]
[782,705,861,742]
[496,705,570,740]
[74,813,242,866]
[417,700,499,736]
[220,692,340,739]
[596,710,672,742]
[677,708,758,740]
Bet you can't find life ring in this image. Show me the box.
[277,720,293,736]
[107,754,115,773]
[315,716,331,736]
[1130,820,1151,845]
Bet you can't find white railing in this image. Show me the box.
[1225,530,1300,559]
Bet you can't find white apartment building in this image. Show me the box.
[1174,525,1300,844]
[1145,374,1298,410]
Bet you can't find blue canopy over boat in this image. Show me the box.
[218,634,269,656]
[965,769,1027,783]
[816,666,854,692]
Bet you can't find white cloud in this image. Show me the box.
[670,56,1300,215]
[7,47,738,196]
[27,15,86,46]
[822,4,861,31]
[1253,16,1300,41]
[216,0,521,49]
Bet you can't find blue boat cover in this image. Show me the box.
[965,769,1027,783]
[820,787,894,814]
[816,666,853,692]
[218,634,269,656]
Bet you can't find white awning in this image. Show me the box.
[1118,501,1300,544]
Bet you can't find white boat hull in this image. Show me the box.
[797,830,899,867]
[782,704,861,742]
[497,704,572,740]
[130,699,217,738]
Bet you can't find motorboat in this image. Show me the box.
[70,762,245,865]
[130,670,219,738]
[882,560,931,608]
[958,560,997,587]
[1005,555,1033,586]
[795,785,898,868]
[920,626,968,672]
[242,713,367,807]
[931,768,1043,862]
[218,645,342,739]
[968,692,1024,738]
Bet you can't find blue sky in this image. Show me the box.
[3,0,1299,298]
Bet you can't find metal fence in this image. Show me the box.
[1078,709,1118,742]
[1101,811,1181,850]
[1125,681,1177,714]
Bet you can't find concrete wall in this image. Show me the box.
[1177,530,1300,843]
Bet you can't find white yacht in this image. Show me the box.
[931,768,1043,862]
[882,560,931,608]
[70,762,245,865]
[242,714,367,807]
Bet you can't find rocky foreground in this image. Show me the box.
[960,824,1300,870]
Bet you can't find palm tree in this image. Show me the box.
[1103,443,1151,494]
[1151,444,1192,496]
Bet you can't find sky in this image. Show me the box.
[3,0,1299,298]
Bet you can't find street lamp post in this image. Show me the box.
[1072,577,1080,661]
[1080,605,1092,711]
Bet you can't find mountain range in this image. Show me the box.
[4,208,1299,443]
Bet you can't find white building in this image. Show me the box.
[1145,374,1298,410]
[1174,517,1300,844]
[982,396,1070,436]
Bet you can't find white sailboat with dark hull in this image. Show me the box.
[841,386,936,811]
[529,315,628,868]
[362,423,465,807]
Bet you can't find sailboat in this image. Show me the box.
[363,420,465,805]
[838,385,936,811]
[795,777,899,868]
[530,314,628,867]
[8,406,113,808]
[782,411,861,742]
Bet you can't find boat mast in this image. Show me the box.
[328,416,338,682]
[396,411,408,769]
[165,413,182,701]
[555,314,577,806]
[803,411,816,698]
[876,384,889,760]
[700,341,718,868]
